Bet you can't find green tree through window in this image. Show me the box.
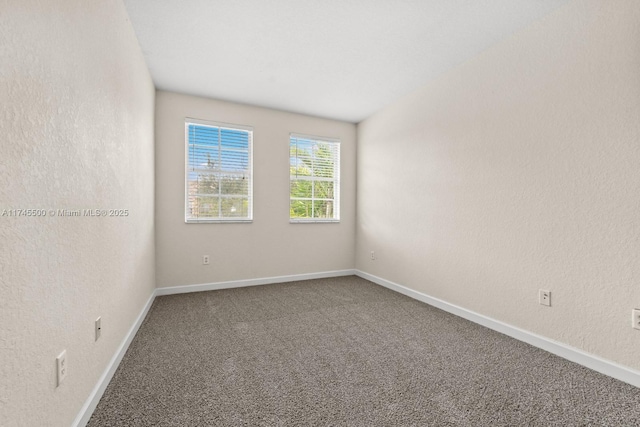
[290,134,340,221]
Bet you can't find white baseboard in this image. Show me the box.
[155,269,356,296]
[72,292,156,427]
[73,269,356,425]
[355,269,640,389]
[75,267,638,426]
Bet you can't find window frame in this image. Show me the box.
[184,118,253,223]
[289,132,341,223]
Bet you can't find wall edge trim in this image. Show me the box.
[73,268,356,425]
[155,269,356,296]
[72,291,156,427]
[355,269,640,388]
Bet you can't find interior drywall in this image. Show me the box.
[0,1,156,426]
[356,0,640,371]
[155,91,356,288]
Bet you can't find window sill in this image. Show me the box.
[185,219,253,224]
[289,219,340,224]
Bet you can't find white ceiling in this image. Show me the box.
[124,0,570,123]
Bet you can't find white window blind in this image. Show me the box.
[289,133,340,222]
[185,119,253,222]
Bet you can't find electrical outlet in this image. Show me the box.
[56,350,67,387]
[632,309,640,330]
[95,317,101,341]
[203,255,210,265]
[370,251,375,261]
[539,289,551,306]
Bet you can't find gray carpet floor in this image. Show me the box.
[88,276,640,426]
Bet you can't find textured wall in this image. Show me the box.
[356,0,640,371]
[0,1,156,426]
[155,91,356,288]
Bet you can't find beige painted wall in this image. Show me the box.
[0,1,156,426]
[155,91,356,288]
[356,0,640,371]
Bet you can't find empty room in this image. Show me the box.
[2,0,640,425]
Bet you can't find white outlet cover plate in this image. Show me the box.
[56,350,67,386]
[632,309,640,330]
[95,317,101,341]
[539,290,551,306]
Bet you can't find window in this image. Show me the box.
[289,133,340,222]
[185,119,252,222]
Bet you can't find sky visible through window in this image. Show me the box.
[186,123,252,221]
[187,125,249,176]
[290,134,339,221]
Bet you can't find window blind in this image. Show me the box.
[185,119,253,222]
[289,133,340,222]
